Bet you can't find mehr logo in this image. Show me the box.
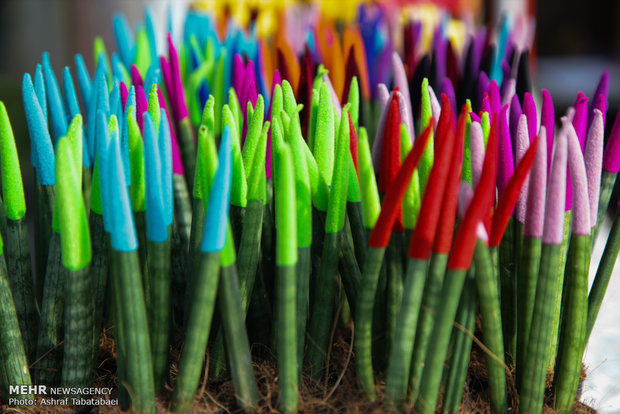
[9,385,47,395]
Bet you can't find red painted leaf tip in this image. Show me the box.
[369,122,433,248]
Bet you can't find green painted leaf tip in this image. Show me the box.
[0,102,26,220]
[248,121,269,202]
[282,80,298,116]
[303,141,329,212]
[66,114,84,189]
[242,94,265,177]
[400,123,421,229]
[148,84,161,132]
[325,105,351,233]
[228,88,243,144]
[348,76,359,132]
[286,117,312,247]
[274,142,298,266]
[358,127,380,228]
[200,94,215,130]
[223,104,247,207]
[314,81,336,186]
[128,110,146,211]
[195,124,219,202]
[220,223,236,267]
[56,137,91,270]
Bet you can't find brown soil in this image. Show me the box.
[1,326,596,413]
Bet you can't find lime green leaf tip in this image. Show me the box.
[56,137,91,270]
[348,76,359,132]
[400,123,421,229]
[223,104,247,207]
[221,223,236,267]
[358,127,380,228]
[274,142,298,266]
[242,94,265,176]
[128,110,146,211]
[148,84,161,133]
[325,105,351,233]
[314,82,336,186]
[66,114,84,190]
[303,140,329,212]
[0,102,26,220]
[194,124,218,201]
[282,80,298,117]
[248,121,269,202]
[200,94,215,130]
[286,113,312,247]
[228,88,243,145]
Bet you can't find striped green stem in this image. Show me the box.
[5,218,37,363]
[276,264,298,413]
[111,249,155,414]
[134,211,148,277]
[354,246,386,400]
[587,209,620,340]
[296,246,311,372]
[409,253,448,401]
[89,212,108,361]
[61,266,95,393]
[147,240,172,393]
[500,219,518,364]
[441,272,476,414]
[178,117,197,192]
[172,251,221,413]
[472,241,507,414]
[385,233,405,357]
[553,234,590,414]
[306,231,341,379]
[385,257,428,411]
[347,201,367,264]
[218,263,259,410]
[518,244,563,414]
[237,200,264,314]
[174,174,193,249]
[0,252,32,401]
[547,212,572,369]
[338,231,361,315]
[516,235,541,387]
[34,183,55,305]
[34,231,65,386]
[415,269,468,414]
[593,171,616,239]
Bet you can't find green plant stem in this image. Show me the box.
[111,249,155,414]
[385,257,428,411]
[409,253,448,401]
[237,200,264,314]
[218,264,259,410]
[147,240,172,393]
[61,266,95,393]
[306,231,340,379]
[35,231,65,386]
[473,241,507,414]
[5,218,37,363]
[178,118,197,193]
[516,235,541,388]
[172,251,221,413]
[275,264,298,413]
[0,252,32,401]
[354,246,386,401]
[518,243,563,414]
[415,268,468,414]
[441,272,476,414]
[34,183,55,305]
[587,209,620,340]
[553,235,589,414]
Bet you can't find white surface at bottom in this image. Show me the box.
[583,214,620,413]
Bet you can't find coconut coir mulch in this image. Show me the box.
[2,325,596,413]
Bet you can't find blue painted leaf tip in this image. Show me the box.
[42,52,68,142]
[107,121,138,252]
[22,73,55,185]
[201,126,233,253]
[96,110,112,232]
[33,64,47,121]
[144,112,168,242]
[62,67,81,120]
[158,109,173,226]
[75,53,92,108]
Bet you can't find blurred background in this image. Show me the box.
[0,0,619,411]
